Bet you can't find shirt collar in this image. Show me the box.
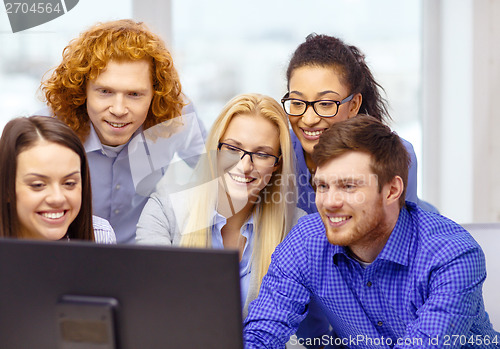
[240,215,254,240]
[376,202,415,266]
[84,123,103,153]
[212,210,227,232]
[212,210,255,232]
[291,132,311,178]
[211,211,255,249]
[331,244,351,265]
[84,123,144,155]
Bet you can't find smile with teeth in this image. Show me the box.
[303,129,324,137]
[106,121,129,128]
[229,173,255,183]
[40,211,66,219]
[329,216,350,224]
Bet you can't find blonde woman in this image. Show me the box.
[137,93,303,315]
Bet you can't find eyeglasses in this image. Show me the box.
[281,93,354,118]
[217,142,280,168]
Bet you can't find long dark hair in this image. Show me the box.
[0,116,94,240]
[286,33,390,123]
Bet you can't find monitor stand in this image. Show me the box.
[56,295,118,349]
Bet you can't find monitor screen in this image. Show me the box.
[0,239,243,349]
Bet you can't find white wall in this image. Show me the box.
[473,0,500,222]
[133,0,172,45]
[423,0,500,223]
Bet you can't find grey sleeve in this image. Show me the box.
[292,207,307,226]
[136,192,182,246]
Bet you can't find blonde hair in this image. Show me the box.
[41,19,184,141]
[180,93,296,285]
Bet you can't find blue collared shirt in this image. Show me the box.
[291,132,423,214]
[85,110,206,243]
[211,212,255,306]
[244,202,498,348]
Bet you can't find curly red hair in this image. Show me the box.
[41,19,185,141]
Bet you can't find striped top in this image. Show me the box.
[92,215,116,244]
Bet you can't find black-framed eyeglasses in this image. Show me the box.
[217,142,280,167]
[281,93,354,118]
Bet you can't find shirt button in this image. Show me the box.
[115,184,121,190]
[377,321,383,326]
[114,209,120,215]
[366,281,372,287]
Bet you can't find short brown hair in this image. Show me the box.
[312,114,409,207]
[0,116,94,240]
[41,19,184,141]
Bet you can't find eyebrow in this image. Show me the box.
[289,90,341,98]
[90,81,150,94]
[312,177,325,186]
[23,171,81,179]
[314,176,366,186]
[222,139,277,154]
[339,177,365,185]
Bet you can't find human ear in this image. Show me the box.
[348,93,362,117]
[384,175,404,205]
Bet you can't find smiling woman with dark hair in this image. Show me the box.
[0,116,115,243]
[283,33,437,214]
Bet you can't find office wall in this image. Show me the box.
[423,0,500,223]
[133,0,172,45]
[0,0,133,129]
[473,0,500,222]
[3,0,500,223]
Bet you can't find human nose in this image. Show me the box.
[109,94,127,116]
[239,152,254,172]
[45,185,65,206]
[301,104,321,126]
[322,189,344,209]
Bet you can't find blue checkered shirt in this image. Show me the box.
[244,202,499,348]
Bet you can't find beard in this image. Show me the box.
[322,195,389,250]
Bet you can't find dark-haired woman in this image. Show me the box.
[283,33,437,214]
[282,34,437,348]
[0,116,115,243]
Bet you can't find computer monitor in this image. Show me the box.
[0,239,243,349]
